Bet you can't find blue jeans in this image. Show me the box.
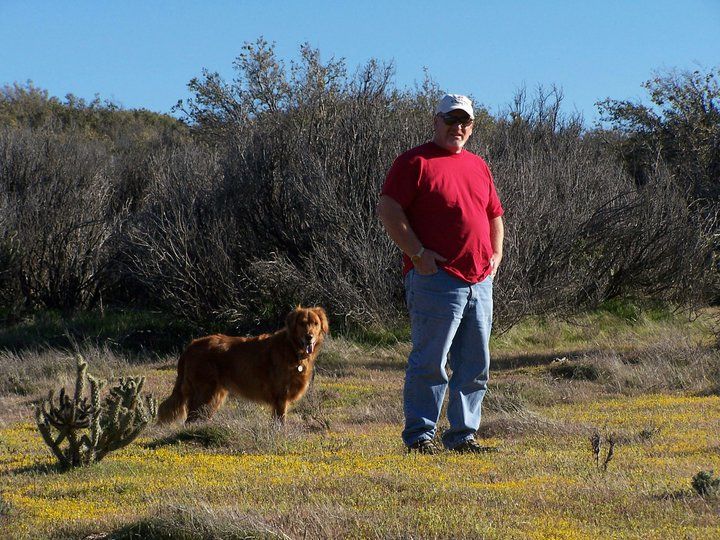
[402,268,493,449]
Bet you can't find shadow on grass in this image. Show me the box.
[144,425,235,449]
[694,384,720,397]
[653,489,694,501]
[492,349,606,371]
[0,309,200,359]
[363,359,406,372]
[319,348,607,375]
[10,461,65,475]
[107,516,279,540]
[106,519,207,540]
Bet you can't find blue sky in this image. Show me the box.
[1,0,718,124]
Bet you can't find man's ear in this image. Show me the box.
[313,307,330,334]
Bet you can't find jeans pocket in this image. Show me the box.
[413,268,443,285]
[409,270,443,310]
[410,270,463,321]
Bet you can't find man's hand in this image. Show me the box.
[489,216,504,280]
[414,249,447,275]
[489,253,502,279]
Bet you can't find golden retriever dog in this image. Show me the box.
[158,306,329,424]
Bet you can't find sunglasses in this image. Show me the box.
[439,113,473,127]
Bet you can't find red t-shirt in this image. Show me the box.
[381,142,504,284]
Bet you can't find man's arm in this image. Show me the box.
[377,195,446,275]
[489,216,504,278]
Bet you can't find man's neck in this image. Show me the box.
[432,138,464,154]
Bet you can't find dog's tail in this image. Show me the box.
[157,353,188,424]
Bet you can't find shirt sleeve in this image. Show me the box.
[380,152,422,210]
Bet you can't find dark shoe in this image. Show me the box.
[451,438,497,454]
[407,439,439,455]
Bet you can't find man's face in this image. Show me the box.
[433,110,473,153]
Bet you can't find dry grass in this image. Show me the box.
[1,312,720,538]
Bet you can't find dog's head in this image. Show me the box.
[286,306,329,357]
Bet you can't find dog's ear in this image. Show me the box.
[313,307,329,334]
[285,308,299,331]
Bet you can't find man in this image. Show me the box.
[378,94,504,454]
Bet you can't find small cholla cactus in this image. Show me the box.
[35,355,157,469]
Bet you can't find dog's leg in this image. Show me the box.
[186,381,222,423]
[208,388,229,417]
[272,399,288,424]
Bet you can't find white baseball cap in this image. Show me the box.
[435,94,474,119]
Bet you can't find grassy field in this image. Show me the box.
[1,307,719,539]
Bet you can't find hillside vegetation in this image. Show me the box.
[1,41,718,334]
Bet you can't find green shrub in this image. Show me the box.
[692,470,720,498]
[548,358,600,381]
[599,298,641,322]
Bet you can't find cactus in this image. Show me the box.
[35,355,157,469]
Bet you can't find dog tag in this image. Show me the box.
[297,365,304,372]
